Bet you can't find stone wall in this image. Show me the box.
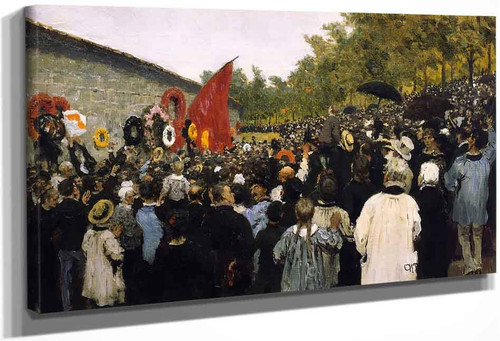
[26,19,241,163]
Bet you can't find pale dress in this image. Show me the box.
[354,192,421,285]
[312,204,352,287]
[273,224,343,292]
[82,229,125,307]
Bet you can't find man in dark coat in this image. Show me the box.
[318,106,341,170]
[86,164,120,209]
[28,188,61,313]
[54,178,91,311]
[203,184,255,297]
[318,106,341,147]
[447,128,469,171]
[186,184,209,251]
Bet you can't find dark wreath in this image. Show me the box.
[34,114,66,142]
[123,116,144,146]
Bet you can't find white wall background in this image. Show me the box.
[1,0,499,340]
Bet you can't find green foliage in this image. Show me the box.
[200,14,495,124]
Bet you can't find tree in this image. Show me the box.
[454,17,484,86]
[199,70,214,84]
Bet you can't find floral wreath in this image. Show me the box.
[201,130,210,150]
[188,122,198,140]
[93,127,109,148]
[27,93,57,140]
[161,88,186,151]
[142,103,169,149]
[144,103,170,128]
[162,124,175,148]
[123,116,144,146]
[162,124,176,148]
[52,96,71,117]
[34,114,66,141]
[276,149,296,164]
[152,146,164,163]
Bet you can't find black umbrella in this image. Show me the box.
[404,95,454,121]
[356,81,403,104]
[342,105,357,114]
[478,74,495,85]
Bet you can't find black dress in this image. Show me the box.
[253,223,286,293]
[415,186,450,279]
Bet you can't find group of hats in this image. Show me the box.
[89,179,137,225]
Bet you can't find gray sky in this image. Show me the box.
[26,5,343,83]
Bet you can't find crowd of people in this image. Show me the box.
[27,75,496,313]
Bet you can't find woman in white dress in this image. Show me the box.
[82,200,125,307]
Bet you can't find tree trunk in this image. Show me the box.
[468,49,474,87]
[423,67,428,94]
[487,44,492,74]
[349,89,353,105]
[441,52,446,87]
[450,62,454,82]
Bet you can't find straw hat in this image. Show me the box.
[88,199,114,225]
[340,130,354,152]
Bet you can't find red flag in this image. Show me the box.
[188,59,235,153]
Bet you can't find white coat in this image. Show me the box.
[354,192,421,285]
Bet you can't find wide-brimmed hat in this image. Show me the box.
[340,130,355,152]
[390,136,414,161]
[88,199,114,225]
